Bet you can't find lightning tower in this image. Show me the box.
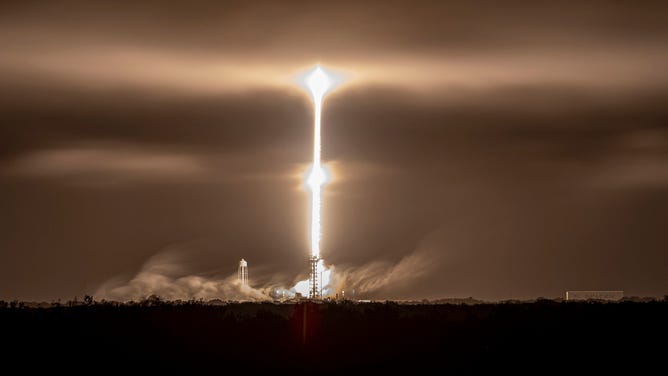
[238,258,248,287]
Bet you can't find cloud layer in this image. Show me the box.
[1,0,667,301]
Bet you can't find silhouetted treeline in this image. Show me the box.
[1,299,665,372]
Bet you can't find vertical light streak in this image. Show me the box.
[304,66,332,259]
[311,98,322,257]
[299,65,344,298]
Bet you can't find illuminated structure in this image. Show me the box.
[309,254,319,299]
[238,259,248,287]
[302,65,340,299]
[566,291,623,301]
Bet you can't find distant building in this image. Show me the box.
[566,291,623,301]
[238,259,248,287]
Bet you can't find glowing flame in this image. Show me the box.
[305,66,332,102]
[301,65,341,259]
[305,164,331,191]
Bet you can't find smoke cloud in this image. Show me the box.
[325,227,448,298]
[96,229,448,302]
[95,249,276,301]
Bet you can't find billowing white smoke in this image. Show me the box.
[96,228,447,301]
[325,227,449,298]
[291,260,334,297]
[95,251,278,301]
[286,228,447,299]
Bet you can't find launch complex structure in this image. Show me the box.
[309,255,320,299]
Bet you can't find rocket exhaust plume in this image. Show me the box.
[305,66,330,259]
[301,65,342,298]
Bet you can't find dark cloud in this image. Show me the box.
[0,0,667,300]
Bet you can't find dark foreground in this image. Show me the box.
[1,300,666,372]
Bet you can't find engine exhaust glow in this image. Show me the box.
[303,65,340,258]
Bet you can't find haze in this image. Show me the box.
[1,0,667,301]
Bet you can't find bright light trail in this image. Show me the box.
[304,65,337,258]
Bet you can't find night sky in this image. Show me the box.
[1,0,667,301]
